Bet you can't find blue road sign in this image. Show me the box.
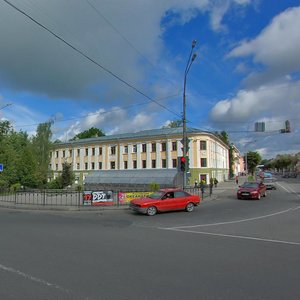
[0,164,3,172]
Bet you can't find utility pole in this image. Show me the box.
[182,40,197,189]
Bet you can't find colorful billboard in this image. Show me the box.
[118,191,152,203]
[83,191,113,206]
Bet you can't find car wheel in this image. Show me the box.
[186,202,194,212]
[146,206,157,216]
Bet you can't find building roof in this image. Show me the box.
[84,169,179,186]
[55,127,228,147]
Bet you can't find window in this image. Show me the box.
[76,163,80,170]
[124,161,128,169]
[172,159,177,168]
[69,149,72,157]
[62,150,65,158]
[172,142,177,151]
[56,164,58,171]
[111,146,116,155]
[132,145,137,153]
[56,151,59,158]
[161,142,166,152]
[174,191,188,198]
[99,147,102,155]
[124,146,128,154]
[152,160,156,168]
[200,141,207,150]
[77,149,80,156]
[151,143,156,152]
[142,160,147,169]
[85,148,89,156]
[133,160,137,169]
[92,148,95,156]
[85,162,88,170]
[99,162,102,170]
[142,143,147,153]
[162,159,166,168]
[201,158,207,167]
[110,161,116,169]
[91,162,95,170]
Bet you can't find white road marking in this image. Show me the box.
[0,263,93,299]
[159,182,300,246]
[161,205,300,230]
[163,228,300,246]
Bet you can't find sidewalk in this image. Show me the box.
[200,179,240,202]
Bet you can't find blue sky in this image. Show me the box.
[0,0,300,159]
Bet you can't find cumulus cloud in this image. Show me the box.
[0,0,252,102]
[228,6,300,87]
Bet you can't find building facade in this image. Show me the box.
[50,127,230,186]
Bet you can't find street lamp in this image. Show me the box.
[182,40,197,189]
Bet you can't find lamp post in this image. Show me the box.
[182,40,197,189]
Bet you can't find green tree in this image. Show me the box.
[60,162,74,188]
[162,120,182,128]
[70,127,105,140]
[246,151,262,175]
[32,121,53,186]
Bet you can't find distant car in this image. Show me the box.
[237,182,267,200]
[263,177,277,190]
[129,188,201,216]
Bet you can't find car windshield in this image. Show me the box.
[148,191,165,199]
[241,182,258,188]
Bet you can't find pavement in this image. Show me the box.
[0,178,243,211]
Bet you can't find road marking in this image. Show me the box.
[277,182,300,198]
[162,228,300,246]
[161,206,300,230]
[0,263,93,300]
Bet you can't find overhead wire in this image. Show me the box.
[3,0,182,120]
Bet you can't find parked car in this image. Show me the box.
[263,177,277,190]
[129,188,201,216]
[237,182,267,200]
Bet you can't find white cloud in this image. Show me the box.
[228,6,300,86]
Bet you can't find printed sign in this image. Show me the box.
[118,191,152,203]
[0,164,3,172]
[83,191,113,206]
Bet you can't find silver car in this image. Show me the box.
[264,177,277,190]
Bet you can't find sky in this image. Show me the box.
[0,0,300,159]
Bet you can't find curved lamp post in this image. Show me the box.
[182,40,197,189]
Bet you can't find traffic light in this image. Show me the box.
[280,120,291,133]
[180,156,186,172]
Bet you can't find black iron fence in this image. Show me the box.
[0,186,206,208]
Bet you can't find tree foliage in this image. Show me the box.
[0,120,52,189]
[70,127,105,140]
[162,120,182,128]
[246,151,262,175]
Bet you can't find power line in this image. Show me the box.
[3,0,181,119]
[13,92,180,128]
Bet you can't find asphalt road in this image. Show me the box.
[0,178,300,300]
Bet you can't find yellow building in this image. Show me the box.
[50,127,230,186]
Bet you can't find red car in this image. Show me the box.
[237,182,267,200]
[129,188,201,216]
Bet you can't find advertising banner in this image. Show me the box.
[83,191,113,206]
[118,191,152,203]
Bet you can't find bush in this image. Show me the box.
[0,179,9,191]
[149,182,160,192]
[47,177,62,189]
[10,183,21,192]
[247,175,255,181]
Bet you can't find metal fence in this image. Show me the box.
[0,187,206,208]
